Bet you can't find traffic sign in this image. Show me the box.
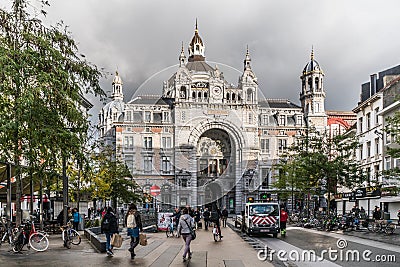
[150,185,161,196]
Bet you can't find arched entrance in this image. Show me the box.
[196,128,235,208]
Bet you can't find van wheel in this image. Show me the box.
[273,233,278,238]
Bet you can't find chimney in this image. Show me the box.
[370,74,377,95]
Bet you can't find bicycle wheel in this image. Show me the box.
[166,227,172,238]
[70,229,81,245]
[29,233,49,252]
[62,230,72,249]
[385,224,396,234]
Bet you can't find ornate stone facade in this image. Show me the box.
[98,24,352,213]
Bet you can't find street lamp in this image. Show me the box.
[62,153,68,226]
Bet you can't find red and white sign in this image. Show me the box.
[252,215,277,225]
[150,185,161,196]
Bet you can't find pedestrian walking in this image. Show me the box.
[221,206,228,227]
[101,207,119,257]
[178,207,195,262]
[280,208,288,236]
[211,204,223,238]
[125,204,143,260]
[203,208,210,230]
[193,208,201,229]
[72,208,82,231]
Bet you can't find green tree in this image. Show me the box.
[383,110,400,182]
[89,146,142,211]
[273,128,365,215]
[0,0,105,224]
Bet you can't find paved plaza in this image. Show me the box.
[0,222,272,267]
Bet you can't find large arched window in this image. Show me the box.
[180,86,187,99]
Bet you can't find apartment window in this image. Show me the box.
[162,156,171,174]
[278,139,287,153]
[374,165,379,180]
[296,115,303,126]
[366,113,370,130]
[261,168,270,187]
[143,137,152,149]
[279,115,285,126]
[113,113,117,121]
[162,111,170,122]
[144,111,151,122]
[262,115,268,125]
[394,158,400,168]
[385,156,391,170]
[124,136,134,148]
[359,147,363,161]
[126,111,132,121]
[375,108,379,125]
[374,138,379,155]
[248,113,253,124]
[260,139,270,153]
[144,156,152,173]
[366,167,371,182]
[366,141,371,158]
[386,133,396,145]
[162,136,172,148]
[181,111,186,121]
[358,117,363,133]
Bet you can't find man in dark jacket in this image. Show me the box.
[221,206,229,227]
[101,207,119,256]
[211,204,223,239]
[372,206,381,220]
[203,208,210,230]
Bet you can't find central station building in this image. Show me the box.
[98,24,355,213]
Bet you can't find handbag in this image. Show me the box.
[111,233,123,248]
[139,233,147,246]
[183,218,196,240]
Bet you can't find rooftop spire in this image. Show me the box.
[179,41,186,66]
[195,18,198,33]
[244,45,251,70]
[311,46,314,60]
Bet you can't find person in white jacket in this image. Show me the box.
[177,207,195,261]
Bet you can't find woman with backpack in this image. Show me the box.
[125,204,142,260]
[101,207,119,256]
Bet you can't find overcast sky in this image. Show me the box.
[3,0,400,123]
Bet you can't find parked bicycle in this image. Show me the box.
[368,219,396,234]
[12,219,49,253]
[0,217,16,246]
[61,221,81,249]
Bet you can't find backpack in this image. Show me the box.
[102,217,110,231]
[210,211,219,222]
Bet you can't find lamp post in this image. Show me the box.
[62,153,68,226]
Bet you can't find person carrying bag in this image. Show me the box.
[178,207,195,262]
[125,204,142,260]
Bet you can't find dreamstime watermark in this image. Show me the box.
[257,238,396,263]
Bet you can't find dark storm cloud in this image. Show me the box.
[10,0,400,120]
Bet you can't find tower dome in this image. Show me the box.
[188,19,205,62]
[302,48,323,75]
